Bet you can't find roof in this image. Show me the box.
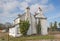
[9,23,19,28]
[14,13,26,21]
[26,7,30,9]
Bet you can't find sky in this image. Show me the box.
[0,0,60,24]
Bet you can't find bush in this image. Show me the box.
[19,20,30,36]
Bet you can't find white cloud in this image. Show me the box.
[30,4,39,14]
[0,0,19,18]
[0,0,28,13]
[48,4,55,11]
[1,0,54,14]
[0,0,19,23]
[3,1,19,12]
[30,3,55,14]
[1,0,17,2]
[25,0,31,3]
[19,2,29,10]
[0,0,29,23]
[0,0,55,23]
[0,12,18,23]
[41,4,55,13]
[48,13,60,20]
[40,0,48,4]
[0,11,19,21]
[30,4,46,13]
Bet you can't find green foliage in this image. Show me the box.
[50,22,54,31]
[19,20,30,36]
[50,21,57,31]
[0,23,5,30]
[53,21,57,31]
[36,20,41,34]
[0,33,55,41]
[58,23,60,27]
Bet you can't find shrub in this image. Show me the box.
[19,20,30,36]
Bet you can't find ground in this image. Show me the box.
[0,31,60,41]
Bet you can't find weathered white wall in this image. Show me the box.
[40,19,48,35]
[31,15,37,34]
[9,27,16,37]
[27,15,37,35]
[14,18,20,25]
[9,25,22,37]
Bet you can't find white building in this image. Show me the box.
[9,7,48,37]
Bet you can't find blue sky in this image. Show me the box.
[0,0,60,24]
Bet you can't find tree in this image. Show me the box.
[19,20,30,36]
[0,23,5,30]
[4,22,12,32]
[50,22,52,31]
[50,21,57,31]
[5,22,12,28]
[53,21,57,31]
[50,22,54,31]
[58,23,60,28]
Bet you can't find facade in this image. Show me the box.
[9,7,48,37]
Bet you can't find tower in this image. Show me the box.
[38,7,48,35]
[25,7,32,35]
[25,7,31,21]
[25,7,37,35]
[35,7,48,35]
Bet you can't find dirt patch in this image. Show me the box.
[0,32,8,37]
[54,34,60,39]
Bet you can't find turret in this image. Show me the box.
[35,7,48,35]
[25,7,31,20]
[26,7,30,14]
[38,7,42,14]
[39,7,42,11]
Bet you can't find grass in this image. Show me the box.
[1,31,60,41]
[0,34,55,41]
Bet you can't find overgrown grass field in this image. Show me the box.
[0,34,55,41]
